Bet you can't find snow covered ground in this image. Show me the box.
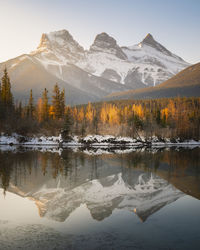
[0,133,200,148]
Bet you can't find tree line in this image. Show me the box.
[0,68,200,140]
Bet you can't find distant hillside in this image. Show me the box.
[105,63,200,100]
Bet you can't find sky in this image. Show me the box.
[0,0,199,63]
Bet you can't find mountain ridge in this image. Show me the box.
[0,29,190,104]
[104,62,200,100]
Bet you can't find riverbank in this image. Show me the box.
[0,133,200,147]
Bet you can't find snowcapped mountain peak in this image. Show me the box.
[0,28,190,104]
[33,29,85,67]
[91,32,116,48]
[90,32,127,60]
[37,29,84,54]
[138,33,178,58]
[142,33,155,44]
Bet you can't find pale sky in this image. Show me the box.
[0,0,199,64]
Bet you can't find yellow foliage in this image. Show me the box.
[78,107,84,121]
[72,107,78,120]
[167,100,176,117]
[108,105,119,125]
[132,104,144,118]
[85,102,94,122]
[100,103,119,125]
[100,104,108,124]
[49,105,55,119]
[161,107,169,121]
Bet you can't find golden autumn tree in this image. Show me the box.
[100,103,108,124]
[108,105,119,125]
[49,105,55,119]
[85,102,94,123]
[78,107,85,122]
[37,98,43,123]
[132,104,144,119]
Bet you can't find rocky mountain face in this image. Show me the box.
[90,32,127,60]
[105,62,200,101]
[0,30,189,104]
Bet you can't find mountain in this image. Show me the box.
[78,32,189,88]
[105,62,200,100]
[8,166,184,222]
[0,30,189,104]
[2,148,200,223]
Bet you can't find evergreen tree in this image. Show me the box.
[62,107,74,139]
[42,88,49,121]
[16,101,22,118]
[1,67,13,108]
[27,89,34,118]
[52,83,61,119]
[60,89,65,118]
[52,84,65,119]
[156,109,161,125]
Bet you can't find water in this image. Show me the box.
[0,146,200,250]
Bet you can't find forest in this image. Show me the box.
[0,68,200,140]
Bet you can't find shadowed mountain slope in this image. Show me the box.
[104,63,200,100]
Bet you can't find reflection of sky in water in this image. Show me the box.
[1,190,200,250]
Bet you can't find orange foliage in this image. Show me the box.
[132,104,144,118]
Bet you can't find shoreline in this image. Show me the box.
[0,134,200,148]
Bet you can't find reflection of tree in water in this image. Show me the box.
[120,148,200,178]
[0,157,11,195]
[90,155,98,180]
[61,150,73,178]
[0,147,200,197]
[0,150,37,194]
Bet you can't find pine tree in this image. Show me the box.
[60,89,65,118]
[27,89,34,118]
[0,80,2,120]
[156,109,161,125]
[42,88,49,121]
[62,106,74,139]
[52,84,61,119]
[1,67,13,108]
[16,101,22,118]
[52,84,65,119]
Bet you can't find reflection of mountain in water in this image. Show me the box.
[0,147,199,222]
[10,170,183,222]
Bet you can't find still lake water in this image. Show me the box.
[0,146,200,250]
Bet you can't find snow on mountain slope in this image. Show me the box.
[122,33,189,86]
[17,172,183,222]
[31,31,128,94]
[78,32,189,87]
[0,29,190,104]
[33,29,84,64]
[22,30,190,89]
